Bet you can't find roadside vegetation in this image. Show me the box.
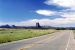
[0,28,57,44]
[73,30,75,39]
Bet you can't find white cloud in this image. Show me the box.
[20,19,55,26]
[61,13,75,18]
[17,18,75,26]
[1,17,75,27]
[44,0,75,8]
[22,18,75,26]
[36,10,55,16]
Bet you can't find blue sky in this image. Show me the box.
[0,0,75,27]
[0,0,64,22]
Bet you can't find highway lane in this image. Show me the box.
[20,30,75,50]
[0,30,75,50]
[67,31,75,50]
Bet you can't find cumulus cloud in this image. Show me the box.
[36,10,55,16]
[44,0,75,8]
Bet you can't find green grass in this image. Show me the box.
[0,28,57,44]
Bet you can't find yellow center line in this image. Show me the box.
[19,31,63,50]
[19,35,53,50]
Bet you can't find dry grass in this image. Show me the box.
[0,28,57,44]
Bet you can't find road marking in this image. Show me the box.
[19,31,65,50]
[20,35,52,50]
[65,31,71,50]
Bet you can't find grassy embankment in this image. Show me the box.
[73,30,75,39]
[0,28,57,44]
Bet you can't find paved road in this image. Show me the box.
[0,30,75,50]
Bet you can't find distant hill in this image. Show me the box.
[0,23,75,30]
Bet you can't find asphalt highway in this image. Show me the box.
[0,30,75,50]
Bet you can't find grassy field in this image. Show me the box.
[0,28,57,44]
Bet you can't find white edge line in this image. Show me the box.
[65,31,71,50]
